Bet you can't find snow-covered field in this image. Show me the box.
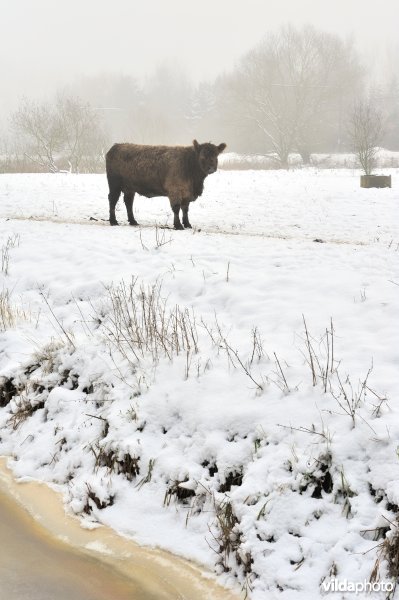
[0,168,398,599]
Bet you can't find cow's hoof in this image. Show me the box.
[129,221,139,226]
[110,221,119,226]
[184,223,192,229]
[174,223,184,230]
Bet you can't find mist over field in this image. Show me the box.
[0,0,398,172]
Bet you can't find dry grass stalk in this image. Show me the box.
[273,352,290,393]
[211,498,240,571]
[136,458,155,490]
[1,233,20,275]
[201,317,265,391]
[0,289,30,331]
[8,393,45,430]
[38,289,76,349]
[330,365,373,428]
[369,518,399,598]
[100,279,199,369]
[301,315,337,392]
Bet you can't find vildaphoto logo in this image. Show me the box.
[322,578,394,594]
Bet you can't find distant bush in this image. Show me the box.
[219,149,399,171]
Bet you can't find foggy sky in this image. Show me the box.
[1,0,398,114]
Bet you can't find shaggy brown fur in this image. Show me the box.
[105,140,226,229]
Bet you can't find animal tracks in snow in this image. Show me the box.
[4,214,369,247]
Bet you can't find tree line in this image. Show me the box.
[1,25,398,173]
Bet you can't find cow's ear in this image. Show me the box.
[193,139,200,153]
[217,143,227,154]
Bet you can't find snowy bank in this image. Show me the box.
[0,168,398,599]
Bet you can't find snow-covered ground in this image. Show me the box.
[0,168,398,599]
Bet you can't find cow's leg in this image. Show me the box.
[169,198,184,230]
[107,176,122,226]
[172,204,184,230]
[124,192,138,226]
[181,200,192,229]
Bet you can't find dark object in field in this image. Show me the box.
[105,140,226,230]
[360,175,391,189]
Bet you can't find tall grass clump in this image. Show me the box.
[0,289,30,331]
[98,278,199,368]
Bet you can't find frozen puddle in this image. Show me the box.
[0,458,240,600]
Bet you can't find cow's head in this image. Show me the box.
[193,140,226,175]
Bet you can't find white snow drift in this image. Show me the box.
[0,167,398,599]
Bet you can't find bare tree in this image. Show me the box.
[348,98,383,175]
[11,98,63,172]
[57,94,106,172]
[11,95,107,173]
[219,26,362,166]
